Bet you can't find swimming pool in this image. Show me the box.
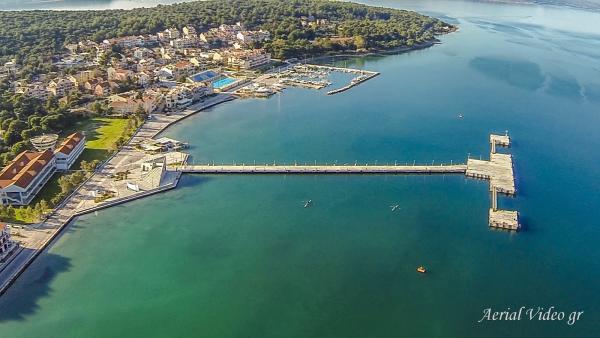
[212,77,237,89]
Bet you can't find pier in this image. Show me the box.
[182,133,519,230]
[326,71,380,95]
[181,163,466,174]
[466,133,519,230]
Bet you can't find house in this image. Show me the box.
[137,72,151,87]
[189,57,208,70]
[94,81,118,97]
[170,37,197,50]
[163,28,180,40]
[170,61,196,80]
[108,91,164,115]
[133,47,154,59]
[74,70,95,84]
[183,26,197,37]
[17,83,50,101]
[0,223,17,262]
[47,77,77,97]
[107,67,134,82]
[236,30,271,44]
[54,132,86,170]
[0,150,56,206]
[185,83,213,101]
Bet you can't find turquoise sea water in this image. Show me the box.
[1,1,599,337]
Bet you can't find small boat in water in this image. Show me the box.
[458,113,464,119]
[303,200,312,208]
[417,266,427,273]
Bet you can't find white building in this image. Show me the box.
[48,77,77,97]
[226,49,271,69]
[183,26,197,37]
[0,223,17,262]
[165,87,193,111]
[54,132,86,170]
[236,30,271,44]
[0,150,56,206]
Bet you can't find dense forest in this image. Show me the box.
[0,0,453,73]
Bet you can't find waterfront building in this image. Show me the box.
[0,150,56,206]
[165,87,193,111]
[0,223,17,263]
[54,132,86,170]
[225,49,271,69]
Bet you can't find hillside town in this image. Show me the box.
[0,23,275,259]
[6,22,272,117]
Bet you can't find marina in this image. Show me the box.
[241,63,378,97]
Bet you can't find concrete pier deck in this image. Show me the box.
[489,209,520,230]
[181,164,467,174]
[490,134,510,153]
[466,153,515,195]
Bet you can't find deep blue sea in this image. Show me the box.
[0,1,599,337]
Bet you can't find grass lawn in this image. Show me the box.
[7,117,130,224]
[67,117,130,168]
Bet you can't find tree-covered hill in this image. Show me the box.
[0,0,453,73]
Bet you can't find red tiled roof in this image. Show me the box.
[0,150,54,189]
[55,132,85,156]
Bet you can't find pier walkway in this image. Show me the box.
[181,164,467,174]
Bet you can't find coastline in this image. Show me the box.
[0,94,234,296]
[0,28,457,296]
[303,28,457,65]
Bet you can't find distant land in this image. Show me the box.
[472,0,600,11]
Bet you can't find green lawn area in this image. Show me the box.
[8,117,130,224]
[67,117,129,168]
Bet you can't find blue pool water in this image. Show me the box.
[212,77,236,89]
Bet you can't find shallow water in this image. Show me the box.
[0,1,599,337]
